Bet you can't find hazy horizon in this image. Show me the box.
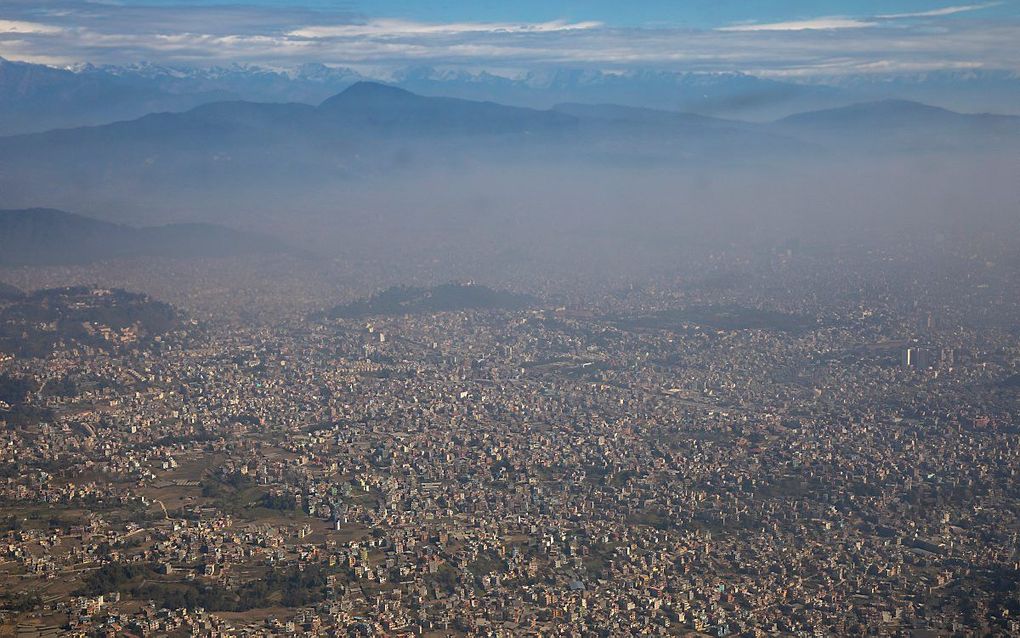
[1,3,1018,637]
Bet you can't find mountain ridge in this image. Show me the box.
[0,88,1015,216]
[4,56,1019,136]
[319,81,578,135]
[779,98,1020,126]
[0,208,287,265]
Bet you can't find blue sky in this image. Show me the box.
[0,1,1017,76]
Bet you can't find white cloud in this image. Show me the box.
[877,3,1002,19]
[718,18,877,32]
[719,2,1003,33]
[288,19,602,39]
[759,60,987,78]
[0,19,64,35]
[1,2,1017,77]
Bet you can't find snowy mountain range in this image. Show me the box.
[3,56,1018,135]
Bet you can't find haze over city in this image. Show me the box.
[0,1,1018,636]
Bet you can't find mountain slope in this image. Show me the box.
[1,82,576,152]
[0,286,179,358]
[0,83,585,193]
[4,57,1020,137]
[0,282,23,300]
[780,99,1018,128]
[393,67,849,119]
[553,102,735,128]
[0,209,285,265]
[777,99,1020,149]
[0,58,848,135]
[0,89,1015,216]
[552,101,808,157]
[320,82,577,135]
[0,57,228,135]
[320,283,537,320]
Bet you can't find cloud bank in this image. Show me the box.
[718,18,877,32]
[0,1,1016,76]
[288,19,603,39]
[877,3,1002,20]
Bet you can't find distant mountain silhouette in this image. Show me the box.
[0,58,866,135]
[552,101,801,153]
[319,82,577,135]
[771,99,1020,152]
[0,281,23,300]
[320,283,537,320]
[4,56,1019,136]
[554,102,735,128]
[0,209,286,265]
[0,88,1016,209]
[6,86,1010,159]
[0,83,579,163]
[319,81,425,109]
[391,67,850,119]
[0,84,590,195]
[778,99,1020,149]
[0,56,230,135]
[780,99,1018,128]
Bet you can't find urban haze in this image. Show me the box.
[0,1,1019,636]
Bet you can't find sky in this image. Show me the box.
[1,0,1018,76]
